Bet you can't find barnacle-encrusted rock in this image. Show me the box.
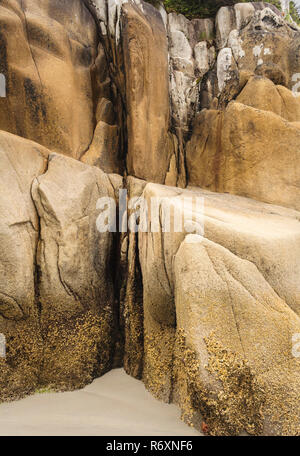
[1,0,300,436]
[139,183,300,435]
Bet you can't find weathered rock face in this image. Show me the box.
[186,79,300,211]
[0,132,48,321]
[187,2,300,212]
[81,121,121,174]
[1,0,300,437]
[168,12,215,131]
[139,183,300,435]
[31,154,114,320]
[84,0,216,186]
[0,131,47,399]
[165,11,217,187]
[118,176,147,379]
[31,154,116,388]
[0,131,117,396]
[174,235,300,436]
[81,38,123,174]
[122,2,172,183]
[0,0,121,396]
[230,7,297,88]
[200,3,300,111]
[236,75,300,121]
[0,0,101,158]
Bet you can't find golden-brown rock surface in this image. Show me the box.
[1,0,300,436]
[186,91,300,210]
[0,0,98,158]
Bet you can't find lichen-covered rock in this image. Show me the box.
[216,2,287,50]
[215,4,300,101]
[31,154,116,388]
[217,47,238,92]
[0,131,48,400]
[1,0,300,437]
[0,130,119,396]
[167,12,215,131]
[174,235,300,436]
[139,182,300,435]
[119,176,147,379]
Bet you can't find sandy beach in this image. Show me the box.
[0,368,201,436]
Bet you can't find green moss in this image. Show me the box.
[144,1,257,19]
[145,0,161,6]
[145,0,299,23]
[164,1,237,19]
[289,1,300,24]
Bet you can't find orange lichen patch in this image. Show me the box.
[201,422,209,434]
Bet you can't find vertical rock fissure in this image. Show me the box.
[29,157,51,384]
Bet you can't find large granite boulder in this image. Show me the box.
[0,0,100,158]
[174,235,300,436]
[0,131,48,400]
[187,4,300,212]
[0,130,117,397]
[1,0,300,437]
[139,182,300,435]
[186,83,300,210]
[236,75,300,121]
[31,153,116,389]
[121,1,173,183]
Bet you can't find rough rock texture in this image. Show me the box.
[0,131,117,396]
[81,121,122,174]
[32,154,114,316]
[168,12,215,131]
[139,183,300,435]
[236,76,300,121]
[84,0,216,186]
[186,4,300,211]
[118,176,147,379]
[186,82,300,210]
[0,131,48,399]
[1,0,300,437]
[122,2,173,183]
[215,4,300,100]
[0,132,48,320]
[0,0,100,158]
[174,235,300,436]
[31,154,116,389]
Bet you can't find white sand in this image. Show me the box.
[0,368,201,436]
